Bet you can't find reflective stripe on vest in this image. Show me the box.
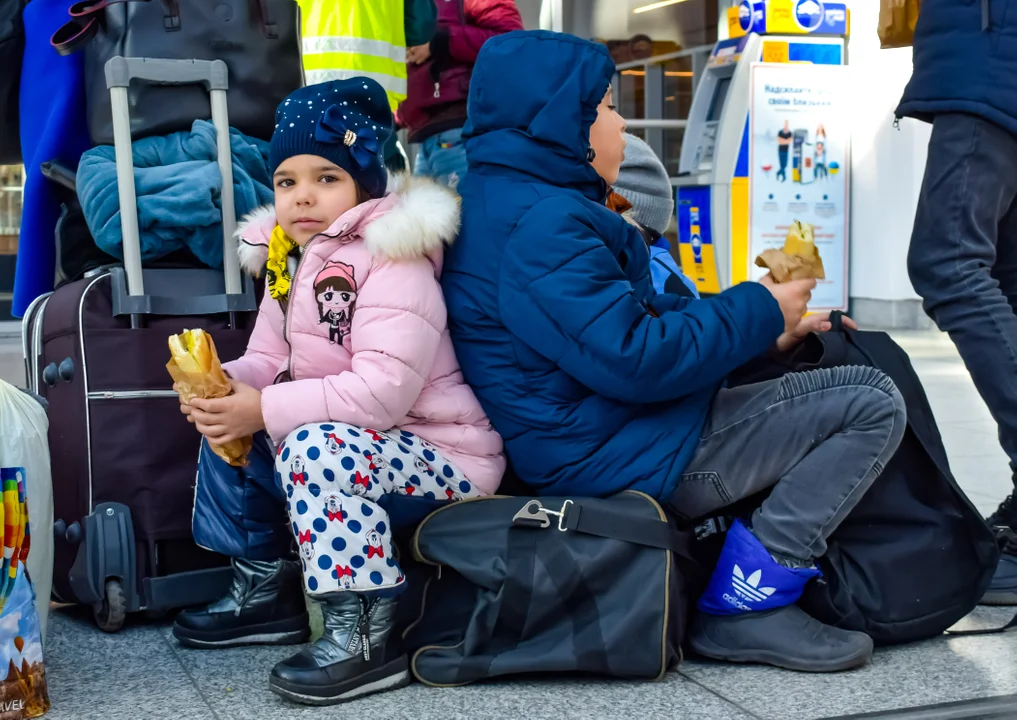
[298,0,408,111]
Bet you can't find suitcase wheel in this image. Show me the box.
[94,579,127,633]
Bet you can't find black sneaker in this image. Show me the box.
[689,605,874,673]
[981,527,1017,606]
[173,558,310,648]
[987,492,1017,530]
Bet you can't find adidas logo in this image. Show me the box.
[731,564,776,603]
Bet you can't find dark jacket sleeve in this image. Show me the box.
[433,0,524,65]
[405,0,438,48]
[497,200,786,404]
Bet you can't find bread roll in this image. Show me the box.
[168,329,213,375]
[782,220,817,258]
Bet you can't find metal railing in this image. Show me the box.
[613,43,713,176]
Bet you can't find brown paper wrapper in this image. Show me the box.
[878,0,922,50]
[167,330,252,467]
[754,248,826,283]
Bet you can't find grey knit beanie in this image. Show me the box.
[614,134,675,235]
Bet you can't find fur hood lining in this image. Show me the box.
[235,174,460,276]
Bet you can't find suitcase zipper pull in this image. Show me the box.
[433,82,441,99]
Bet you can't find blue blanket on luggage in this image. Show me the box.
[77,121,273,268]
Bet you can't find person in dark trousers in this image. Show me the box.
[897,0,1017,605]
[399,0,523,190]
[444,30,906,673]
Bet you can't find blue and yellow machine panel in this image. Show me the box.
[728,0,849,39]
[677,186,721,295]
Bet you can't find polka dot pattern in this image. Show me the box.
[278,422,479,597]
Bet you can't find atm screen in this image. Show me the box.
[706,77,731,123]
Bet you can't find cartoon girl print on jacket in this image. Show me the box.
[313,261,358,344]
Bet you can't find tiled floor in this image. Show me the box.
[3,330,1016,720]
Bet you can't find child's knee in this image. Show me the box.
[276,422,377,496]
[275,422,359,473]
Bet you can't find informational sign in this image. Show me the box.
[748,62,849,310]
[728,0,850,38]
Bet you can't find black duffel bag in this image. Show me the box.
[702,313,1000,645]
[50,0,302,144]
[402,491,695,686]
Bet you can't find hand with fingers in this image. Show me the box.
[180,380,265,445]
[758,275,858,352]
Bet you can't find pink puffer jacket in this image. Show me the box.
[223,175,505,494]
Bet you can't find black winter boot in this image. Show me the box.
[269,593,409,705]
[173,558,310,648]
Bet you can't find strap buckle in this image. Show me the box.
[694,515,731,541]
[512,499,573,532]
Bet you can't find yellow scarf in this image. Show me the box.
[266,225,297,300]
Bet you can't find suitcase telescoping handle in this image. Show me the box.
[104,56,253,324]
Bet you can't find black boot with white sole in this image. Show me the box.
[173,558,310,648]
[269,593,409,705]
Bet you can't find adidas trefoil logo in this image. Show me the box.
[732,564,776,603]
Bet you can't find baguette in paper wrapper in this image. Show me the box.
[754,220,826,283]
[167,329,251,467]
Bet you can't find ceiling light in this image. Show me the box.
[633,0,692,13]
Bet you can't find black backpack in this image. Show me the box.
[708,315,1000,644]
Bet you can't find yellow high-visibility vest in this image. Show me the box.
[297,0,407,111]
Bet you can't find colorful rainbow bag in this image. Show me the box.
[0,468,48,719]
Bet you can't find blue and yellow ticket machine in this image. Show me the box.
[674,0,848,295]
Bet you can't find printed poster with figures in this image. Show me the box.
[748,62,850,310]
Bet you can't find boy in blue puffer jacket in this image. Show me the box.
[442,30,907,673]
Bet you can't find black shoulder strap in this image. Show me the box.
[512,498,697,565]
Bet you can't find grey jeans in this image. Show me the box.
[668,366,907,564]
[908,113,1017,475]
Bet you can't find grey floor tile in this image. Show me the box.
[168,632,754,720]
[44,608,217,720]
[682,607,1017,720]
[951,455,1013,505]
[964,490,1007,517]
[942,423,1009,462]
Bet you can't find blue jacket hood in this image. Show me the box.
[463,31,614,202]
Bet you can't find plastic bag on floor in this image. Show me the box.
[0,382,52,642]
[0,469,49,719]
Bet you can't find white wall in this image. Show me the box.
[845,0,928,303]
[517,0,542,29]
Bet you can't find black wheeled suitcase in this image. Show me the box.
[21,57,259,632]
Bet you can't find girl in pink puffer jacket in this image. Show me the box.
[172,78,504,706]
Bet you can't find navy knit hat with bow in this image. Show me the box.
[269,78,394,199]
